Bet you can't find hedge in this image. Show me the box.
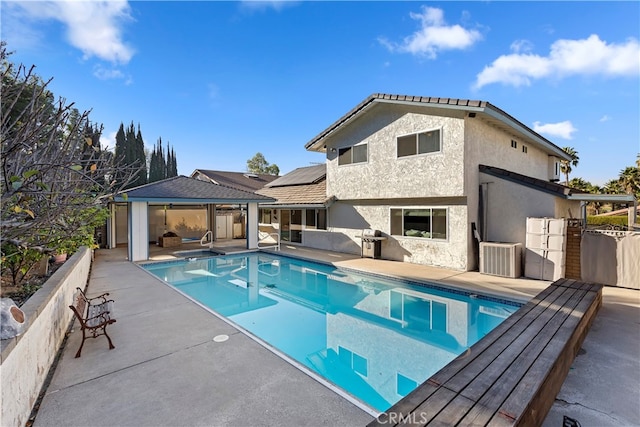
[587,215,628,227]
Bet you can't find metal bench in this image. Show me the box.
[68,287,116,358]
[369,278,603,427]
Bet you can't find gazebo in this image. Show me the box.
[109,176,275,261]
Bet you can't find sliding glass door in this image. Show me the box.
[280,209,302,243]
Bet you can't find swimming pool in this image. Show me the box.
[142,252,520,413]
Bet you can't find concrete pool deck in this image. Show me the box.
[33,246,639,426]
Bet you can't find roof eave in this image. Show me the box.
[113,196,275,204]
[567,194,637,203]
[259,203,327,209]
[481,105,570,160]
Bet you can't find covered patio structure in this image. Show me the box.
[108,176,275,261]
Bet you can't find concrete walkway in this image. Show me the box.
[33,247,639,427]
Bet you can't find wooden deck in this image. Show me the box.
[369,279,603,427]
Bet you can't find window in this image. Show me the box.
[304,209,327,230]
[389,290,448,332]
[338,144,367,165]
[522,145,528,154]
[305,210,316,229]
[397,129,441,158]
[259,208,272,224]
[397,373,418,397]
[338,346,368,377]
[317,209,327,230]
[390,208,447,240]
[511,139,518,149]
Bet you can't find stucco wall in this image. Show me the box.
[304,201,468,270]
[324,104,466,200]
[463,116,560,270]
[464,117,552,182]
[0,248,92,427]
[480,172,581,246]
[313,103,571,272]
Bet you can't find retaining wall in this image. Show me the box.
[0,247,92,427]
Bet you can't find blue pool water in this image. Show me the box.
[142,252,520,412]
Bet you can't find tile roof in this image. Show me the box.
[115,175,275,203]
[256,180,329,206]
[479,164,585,198]
[191,169,279,192]
[304,93,568,160]
[265,164,326,188]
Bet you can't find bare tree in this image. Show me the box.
[1,43,139,253]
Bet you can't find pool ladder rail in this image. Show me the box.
[200,230,213,248]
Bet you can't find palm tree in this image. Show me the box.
[568,177,589,191]
[618,166,640,198]
[569,177,602,214]
[559,147,579,185]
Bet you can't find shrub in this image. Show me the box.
[587,215,627,228]
[1,243,45,287]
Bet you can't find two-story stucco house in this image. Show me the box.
[299,93,582,271]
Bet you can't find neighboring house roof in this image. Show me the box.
[257,164,332,207]
[113,175,275,203]
[304,93,570,161]
[265,164,326,188]
[191,169,279,193]
[479,164,584,198]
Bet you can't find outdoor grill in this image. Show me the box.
[358,229,386,259]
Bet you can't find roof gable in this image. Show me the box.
[305,93,569,160]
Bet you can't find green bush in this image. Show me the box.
[1,243,45,287]
[587,215,628,227]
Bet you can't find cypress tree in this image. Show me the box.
[114,123,126,188]
[135,124,147,185]
[148,137,166,183]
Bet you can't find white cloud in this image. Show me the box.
[599,115,611,122]
[379,6,482,59]
[240,1,298,12]
[93,65,123,80]
[475,34,640,89]
[510,39,533,54]
[533,120,577,140]
[8,0,134,64]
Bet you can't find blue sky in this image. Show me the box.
[2,1,639,186]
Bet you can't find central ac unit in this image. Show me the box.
[480,242,522,278]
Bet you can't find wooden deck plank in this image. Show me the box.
[396,388,459,426]
[419,394,476,427]
[369,286,563,427]
[368,381,441,427]
[457,286,589,425]
[488,284,602,426]
[368,280,603,427]
[440,285,573,394]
